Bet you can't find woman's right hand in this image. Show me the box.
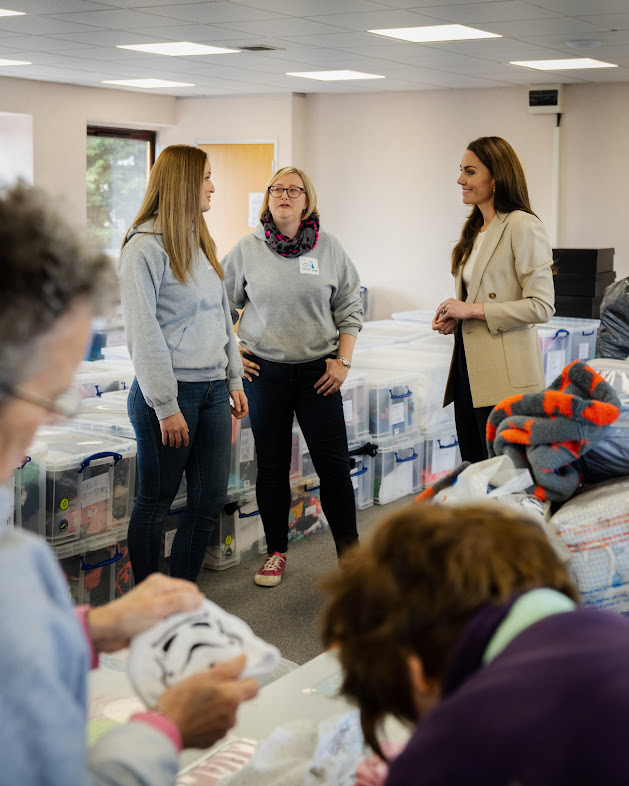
[239,346,260,382]
[159,411,189,448]
[432,311,458,335]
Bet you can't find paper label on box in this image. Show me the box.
[390,401,405,429]
[239,428,255,463]
[164,528,175,559]
[81,474,110,509]
[433,438,456,476]
[1,478,14,528]
[343,398,353,424]
[546,350,565,383]
[395,461,413,496]
[305,504,316,517]
[351,474,359,490]
[578,342,589,360]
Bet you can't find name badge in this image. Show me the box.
[300,258,319,275]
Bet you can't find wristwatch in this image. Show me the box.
[335,355,352,369]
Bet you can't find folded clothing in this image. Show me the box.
[128,598,280,708]
[487,360,620,503]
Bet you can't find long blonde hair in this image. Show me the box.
[258,165,318,222]
[122,144,222,283]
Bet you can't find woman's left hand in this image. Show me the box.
[230,390,248,420]
[315,358,349,396]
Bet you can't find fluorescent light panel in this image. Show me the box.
[117,41,240,56]
[510,58,617,70]
[287,70,384,81]
[0,58,31,65]
[102,78,195,88]
[0,8,25,16]
[368,24,501,43]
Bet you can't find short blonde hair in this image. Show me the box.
[259,166,318,222]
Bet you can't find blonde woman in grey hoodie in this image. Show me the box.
[120,144,246,585]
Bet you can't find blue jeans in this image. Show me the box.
[245,355,358,557]
[127,378,232,583]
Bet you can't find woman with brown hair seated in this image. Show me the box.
[322,504,629,786]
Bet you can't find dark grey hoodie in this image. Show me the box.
[119,220,243,420]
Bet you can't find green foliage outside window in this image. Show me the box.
[86,136,150,254]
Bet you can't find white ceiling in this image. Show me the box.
[1,0,629,96]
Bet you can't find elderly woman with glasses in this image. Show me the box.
[222,166,363,587]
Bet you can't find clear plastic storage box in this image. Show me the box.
[364,370,419,439]
[204,492,266,571]
[348,440,375,511]
[538,326,571,385]
[71,360,135,399]
[60,533,133,606]
[373,433,424,504]
[8,440,47,535]
[422,428,461,489]
[548,316,600,363]
[234,414,257,492]
[342,371,369,442]
[35,427,137,544]
[288,481,329,544]
[359,319,432,344]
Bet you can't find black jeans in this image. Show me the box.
[244,355,358,557]
[452,330,493,464]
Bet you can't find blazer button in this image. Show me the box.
[489,292,496,299]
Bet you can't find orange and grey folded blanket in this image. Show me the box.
[487,360,621,502]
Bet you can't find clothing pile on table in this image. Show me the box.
[419,358,629,615]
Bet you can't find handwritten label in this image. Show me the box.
[81,474,110,509]
[1,478,15,528]
[164,528,176,559]
[390,401,405,430]
[305,504,316,517]
[546,350,565,385]
[299,258,319,275]
[239,428,255,464]
[343,398,353,424]
[578,342,590,360]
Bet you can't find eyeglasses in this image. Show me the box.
[1,385,83,418]
[268,186,306,199]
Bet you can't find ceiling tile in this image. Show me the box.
[6,0,112,11]
[45,8,179,27]
[138,3,286,24]
[574,13,629,30]
[238,0,390,13]
[0,16,101,34]
[527,0,629,13]
[481,17,610,37]
[215,18,348,37]
[305,9,443,31]
[0,33,95,50]
[417,1,562,24]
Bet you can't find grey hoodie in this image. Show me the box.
[222,224,363,364]
[119,220,243,420]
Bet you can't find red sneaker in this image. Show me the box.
[254,552,287,587]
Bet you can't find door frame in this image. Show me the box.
[195,139,278,174]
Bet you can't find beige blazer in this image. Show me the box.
[444,210,555,408]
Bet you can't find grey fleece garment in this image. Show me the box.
[222,224,363,364]
[119,220,243,420]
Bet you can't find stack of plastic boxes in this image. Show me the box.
[71,360,135,399]
[28,426,137,606]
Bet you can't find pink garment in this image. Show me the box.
[354,741,407,786]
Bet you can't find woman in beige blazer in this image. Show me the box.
[434,136,555,463]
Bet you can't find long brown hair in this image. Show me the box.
[321,503,578,759]
[451,136,536,275]
[121,144,222,284]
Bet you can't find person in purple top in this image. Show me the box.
[322,503,629,786]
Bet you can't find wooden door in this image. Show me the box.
[199,142,275,261]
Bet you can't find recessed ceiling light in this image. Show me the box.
[117,42,240,56]
[0,58,31,66]
[368,24,501,43]
[0,9,25,16]
[286,70,385,81]
[101,79,195,88]
[510,58,617,70]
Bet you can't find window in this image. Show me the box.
[86,126,156,255]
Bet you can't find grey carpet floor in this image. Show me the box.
[197,495,415,665]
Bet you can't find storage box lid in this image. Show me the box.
[35,426,136,470]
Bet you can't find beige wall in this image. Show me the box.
[0,76,175,226]
[0,76,627,320]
